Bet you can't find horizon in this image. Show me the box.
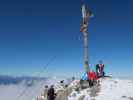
[0,74,133,81]
[0,0,133,77]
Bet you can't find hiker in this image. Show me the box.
[80,71,92,88]
[43,85,49,98]
[63,85,69,100]
[56,85,69,100]
[47,85,56,100]
[87,71,97,87]
[72,77,75,81]
[81,73,89,81]
[96,60,105,78]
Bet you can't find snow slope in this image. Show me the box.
[68,78,133,100]
[1,77,133,100]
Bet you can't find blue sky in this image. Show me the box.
[0,0,133,77]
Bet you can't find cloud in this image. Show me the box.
[0,76,46,100]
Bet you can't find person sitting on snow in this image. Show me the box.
[80,72,89,89]
[96,60,105,78]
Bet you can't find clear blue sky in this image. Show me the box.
[0,0,133,77]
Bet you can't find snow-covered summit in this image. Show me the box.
[1,76,133,100]
[68,78,133,100]
[36,77,133,100]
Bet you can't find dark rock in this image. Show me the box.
[122,95,127,98]
[128,97,133,100]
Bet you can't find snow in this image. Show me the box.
[95,78,133,100]
[0,77,133,100]
[68,78,133,100]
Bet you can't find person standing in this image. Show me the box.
[47,85,56,100]
[43,85,49,98]
[96,60,105,77]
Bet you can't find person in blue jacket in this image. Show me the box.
[81,73,89,81]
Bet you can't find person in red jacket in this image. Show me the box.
[87,71,98,87]
[92,71,98,80]
[88,71,97,81]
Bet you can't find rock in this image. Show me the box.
[128,97,133,100]
[78,95,85,100]
[122,95,127,98]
